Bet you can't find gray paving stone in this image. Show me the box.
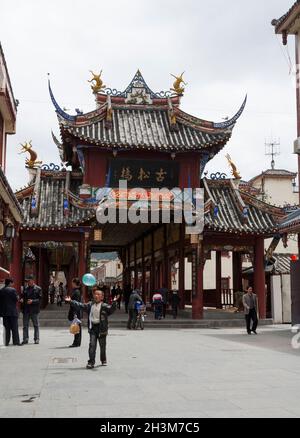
[1,326,300,418]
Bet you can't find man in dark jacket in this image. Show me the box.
[0,278,21,346]
[20,275,42,345]
[243,286,258,335]
[123,284,132,314]
[127,289,143,329]
[68,278,82,348]
[171,290,180,319]
[65,289,119,369]
[116,284,122,310]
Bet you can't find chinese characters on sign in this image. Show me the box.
[109,159,179,188]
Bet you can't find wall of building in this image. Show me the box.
[82,149,200,190]
[271,275,283,324]
[203,252,233,290]
[252,177,298,207]
[0,112,4,169]
[282,274,292,323]
[91,259,123,285]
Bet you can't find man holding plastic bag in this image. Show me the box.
[65,289,119,369]
[68,278,82,348]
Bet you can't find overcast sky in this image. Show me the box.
[1,0,299,189]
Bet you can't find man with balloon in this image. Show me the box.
[65,273,120,369]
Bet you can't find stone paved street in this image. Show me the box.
[1,325,300,418]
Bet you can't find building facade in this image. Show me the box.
[14,70,283,319]
[272,1,300,324]
[0,43,22,283]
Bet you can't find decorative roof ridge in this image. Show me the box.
[240,190,285,217]
[58,103,108,127]
[68,190,97,211]
[212,95,247,129]
[104,69,175,100]
[203,178,216,207]
[30,167,41,218]
[229,179,247,212]
[15,182,35,195]
[48,78,77,122]
[174,96,247,131]
[272,1,300,32]
[176,112,231,134]
[280,207,300,223]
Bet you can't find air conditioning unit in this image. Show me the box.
[294,138,300,154]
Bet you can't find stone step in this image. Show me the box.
[38,310,245,321]
[36,318,273,329]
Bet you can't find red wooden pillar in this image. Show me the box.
[121,247,127,289]
[141,238,146,303]
[163,225,169,289]
[254,237,266,319]
[67,256,76,294]
[295,36,300,257]
[150,231,155,293]
[78,237,88,300]
[78,239,85,280]
[216,251,222,309]
[37,248,49,309]
[134,241,138,289]
[233,252,243,292]
[9,230,23,294]
[179,223,185,309]
[192,240,204,320]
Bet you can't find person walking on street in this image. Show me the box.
[116,284,122,310]
[159,284,169,319]
[123,284,132,314]
[58,282,65,306]
[20,275,42,345]
[111,284,117,300]
[0,278,21,346]
[243,286,258,335]
[49,282,56,305]
[65,289,119,369]
[171,290,180,319]
[152,291,163,320]
[127,289,143,329]
[68,278,83,348]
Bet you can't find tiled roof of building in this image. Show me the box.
[61,107,233,153]
[49,71,247,158]
[279,208,300,233]
[243,253,292,275]
[248,169,297,184]
[204,179,283,236]
[272,253,292,275]
[272,1,300,33]
[18,170,282,236]
[18,170,94,230]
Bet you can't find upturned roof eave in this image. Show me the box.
[273,1,300,34]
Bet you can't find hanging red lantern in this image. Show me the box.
[291,255,298,261]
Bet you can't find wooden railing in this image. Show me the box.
[221,289,234,308]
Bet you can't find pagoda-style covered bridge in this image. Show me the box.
[13,71,284,319]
